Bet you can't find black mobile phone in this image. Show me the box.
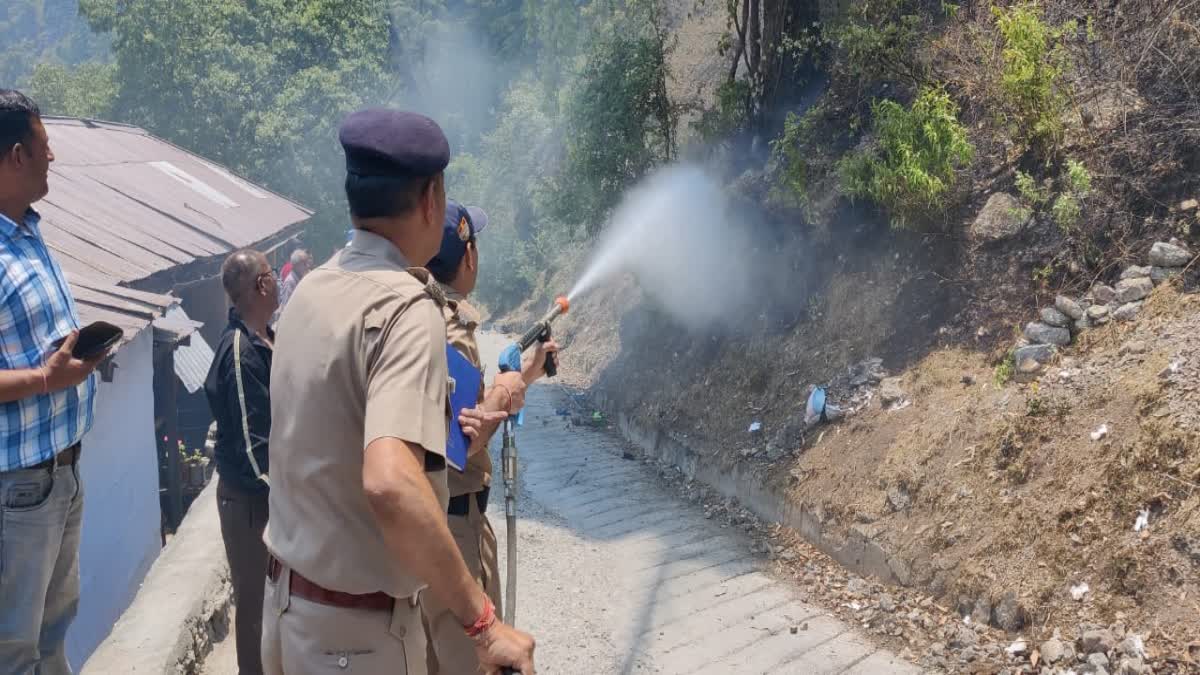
[49,321,124,360]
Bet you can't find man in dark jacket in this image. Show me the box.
[204,249,277,675]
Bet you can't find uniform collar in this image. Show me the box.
[348,228,412,268]
[343,229,447,307]
[438,283,480,326]
[439,284,465,303]
[0,207,40,239]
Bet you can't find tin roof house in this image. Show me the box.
[37,117,311,667]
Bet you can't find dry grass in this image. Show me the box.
[763,286,1200,652]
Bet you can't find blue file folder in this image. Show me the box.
[446,344,483,472]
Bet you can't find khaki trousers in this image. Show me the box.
[262,565,428,675]
[422,497,501,675]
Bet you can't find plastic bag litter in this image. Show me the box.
[823,403,843,421]
[1006,640,1029,656]
[805,387,826,426]
[1134,508,1150,532]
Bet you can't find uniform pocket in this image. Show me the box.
[319,648,378,671]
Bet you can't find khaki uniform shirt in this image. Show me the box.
[441,285,491,497]
[265,229,450,599]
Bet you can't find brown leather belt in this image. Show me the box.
[22,443,81,473]
[267,556,394,612]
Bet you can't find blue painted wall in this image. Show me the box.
[68,328,162,668]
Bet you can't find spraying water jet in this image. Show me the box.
[494,166,758,663]
[563,164,756,329]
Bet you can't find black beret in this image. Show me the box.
[338,108,450,178]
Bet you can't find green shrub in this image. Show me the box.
[829,0,944,86]
[1014,159,1091,233]
[694,79,753,141]
[838,87,973,229]
[1064,158,1091,193]
[993,1,1073,148]
[1050,193,1081,231]
[1015,170,1050,205]
[770,103,826,209]
[1050,159,1091,231]
[995,349,1016,386]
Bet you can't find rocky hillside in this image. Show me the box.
[517,233,1200,674]
[492,1,1200,673]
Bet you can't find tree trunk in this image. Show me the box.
[748,0,762,84]
[729,0,750,81]
[758,0,822,130]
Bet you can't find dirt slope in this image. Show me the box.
[782,286,1200,645]
[542,278,1200,667]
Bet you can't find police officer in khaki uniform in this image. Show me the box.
[421,201,557,674]
[262,109,536,675]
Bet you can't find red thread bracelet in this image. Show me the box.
[464,596,496,639]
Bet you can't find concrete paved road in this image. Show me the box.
[204,332,921,674]
[488,385,921,674]
[478,334,920,674]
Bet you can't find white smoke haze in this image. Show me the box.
[569,165,757,330]
[398,20,505,149]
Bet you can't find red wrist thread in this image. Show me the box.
[464,596,496,639]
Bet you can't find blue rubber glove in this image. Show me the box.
[498,343,525,427]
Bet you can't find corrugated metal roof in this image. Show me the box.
[43,117,312,282]
[72,279,176,311]
[163,307,214,394]
[72,281,178,345]
[37,117,313,344]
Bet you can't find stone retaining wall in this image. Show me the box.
[596,391,914,587]
[82,482,231,675]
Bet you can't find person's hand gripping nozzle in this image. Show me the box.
[511,295,569,376]
[497,296,568,675]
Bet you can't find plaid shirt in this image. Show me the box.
[0,208,96,471]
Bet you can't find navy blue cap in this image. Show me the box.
[338,108,450,177]
[427,200,488,282]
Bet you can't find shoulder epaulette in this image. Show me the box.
[406,267,447,307]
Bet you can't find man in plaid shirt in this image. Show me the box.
[0,90,105,674]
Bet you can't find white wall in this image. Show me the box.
[68,328,162,668]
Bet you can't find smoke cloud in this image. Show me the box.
[397,20,507,152]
